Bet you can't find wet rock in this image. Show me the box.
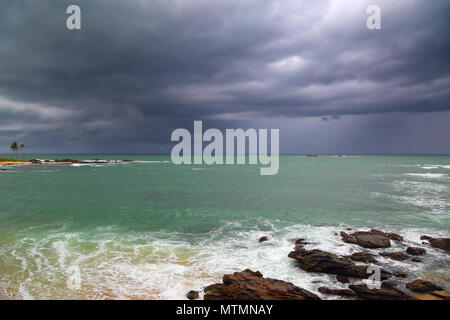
[411,257,422,262]
[382,279,402,288]
[390,270,408,278]
[406,247,426,256]
[429,238,450,251]
[340,231,357,244]
[288,248,390,280]
[294,238,309,245]
[431,290,450,300]
[258,236,269,243]
[406,280,443,293]
[340,230,391,248]
[369,229,403,241]
[379,252,409,261]
[336,275,350,284]
[186,290,199,300]
[318,287,356,298]
[204,269,320,300]
[420,236,450,251]
[348,283,416,300]
[292,238,312,249]
[349,251,377,263]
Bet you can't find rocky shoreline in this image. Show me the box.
[189,228,450,300]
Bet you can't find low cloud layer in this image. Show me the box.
[0,0,449,153]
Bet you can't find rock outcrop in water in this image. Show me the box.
[202,228,449,300]
[379,252,409,261]
[341,229,403,249]
[406,280,443,293]
[340,229,398,248]
[348,283,415,300]
[348,251,377,263]
[288,248,391,280]
[203,269,320,300]
[406,246,426,256]
[421,236,450,251]
[186,290,199,300]
[318,287,356,298]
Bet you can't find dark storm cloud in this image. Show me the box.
[0,0,449,153]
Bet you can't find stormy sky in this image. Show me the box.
[0,0,449,154]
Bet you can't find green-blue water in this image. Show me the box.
[0,155,449,299]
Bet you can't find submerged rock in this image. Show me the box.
[288,248,391,280]
[340,230,391,248]
[349,283,416,300]
[406,247,426,256]
[186,290,199,300]
[203,269,320,300]
[379,252,409,261]
[258,236,269,243]
[406,280,443,293]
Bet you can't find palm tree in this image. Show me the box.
[10,142,19,160]
[20,144,25,160]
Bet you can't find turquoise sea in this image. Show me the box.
[0,155,449,299]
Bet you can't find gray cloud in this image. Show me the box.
[0,0,449,153]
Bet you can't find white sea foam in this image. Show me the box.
[404,173,447,179]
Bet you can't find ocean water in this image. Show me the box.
[0,155,449,299]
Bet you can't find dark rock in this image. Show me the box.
[379,252,409,261]
[258,236,269,243]
[382,280,401,288]
[386,233,403,242]
[349,251,377,263]
[293,238,312,249]
[318,287,356,298]
[340,231,357,244]
[340,230,391,248]
[406,280,443,293]
[420,236,450,251]
[370,229,403,241]
[186,290,199,300]
[390,270,408,278]
[349,283,416,300]
[411,257,422,262]
[288,248,390,280]
[336,275,350,284]
[429,238,450,251]
[58,159,80,163]
[203,269,320,300]
[406,247,426,256]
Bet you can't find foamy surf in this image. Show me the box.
[1,222,448,300]
[405,173,447,179]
